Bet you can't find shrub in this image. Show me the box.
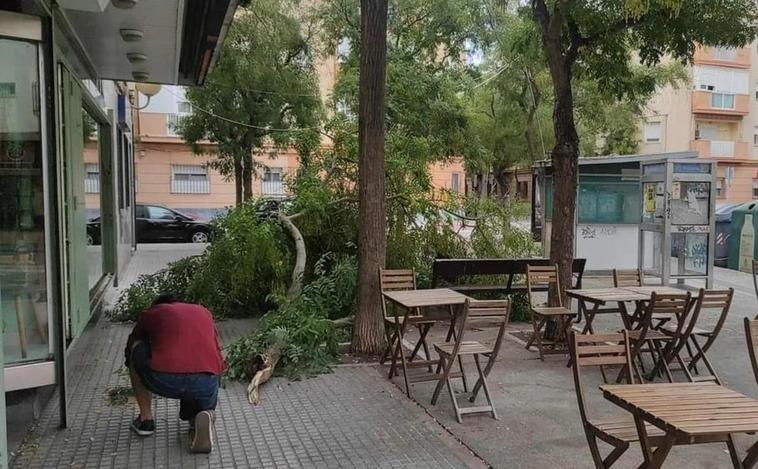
[110,256,203,322]
[224,254,356,381]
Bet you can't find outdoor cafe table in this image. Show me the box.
[382,288,470,397]
[601,382,758,468]
[567,286,684,334]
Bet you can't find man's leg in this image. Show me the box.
[129,366,153,421]
[187,374,220,454]
[127,341,157,436]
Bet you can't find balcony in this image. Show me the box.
[166,113,185,136]
[693,45,750,69]
[691,91,749,117]
[690,139,750,159]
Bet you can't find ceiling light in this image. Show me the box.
[119,29,143,42]
[132,71,150,81]
[126,53,147,64]
[112,0,138,8]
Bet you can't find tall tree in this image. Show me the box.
[525,0,757,299]
[179,1,321,205]
[352,0,390,355]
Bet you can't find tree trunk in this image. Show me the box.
[242,153,254,202]
[544,54,579,306]
[278,212,306,298]
[352,0,389,355]
[530,0,580,307]
[234,157,243,206]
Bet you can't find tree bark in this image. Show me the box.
[242,152,254,202]
[532,0,580,306]
[278,212,306,298]
[352,0,389,355]
[234,157,243,206]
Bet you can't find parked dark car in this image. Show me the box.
[87,204,212,245]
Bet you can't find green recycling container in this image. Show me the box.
[728,201,758,272]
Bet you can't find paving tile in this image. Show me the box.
[11,246,479,469]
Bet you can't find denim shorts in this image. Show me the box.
[130,341,220,420]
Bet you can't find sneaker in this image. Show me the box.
[190,411,214,453]
[130,416,155,437]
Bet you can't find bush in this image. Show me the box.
[109,201,292,321]
[110,256,203,322]
[224,254,357,380]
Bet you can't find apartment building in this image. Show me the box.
[128,85,466,220]
[641,44,758,203]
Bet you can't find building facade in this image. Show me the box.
[641,44,758,203]
[131,86,467,219]
[0,0,238,464]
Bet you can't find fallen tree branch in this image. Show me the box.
[277,212,307,298]
[247,339,285,405]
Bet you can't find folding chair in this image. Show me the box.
[431,299,510,423]
[570,331,670,468]
[745,318,758,387]
[642,292,692,382]
[660,288,733,383]
[525,265,576,360]
[379,269,437,378]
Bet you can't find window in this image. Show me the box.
[263,168,282,182]
[177,101,191,114]
[147,205,178,220]
[262,168,285,196]
[84,163,100,193]
[753,180,758,198]
[171,165,209,194]
[713,46,737,61]
[451,173,461,193]
[754,127,758,146]
[644,121,662,143]
[693,66,749,94]
[711,93,735,109]
[336,99,355,119]
[716,178,725,198]
[0,82,15,98]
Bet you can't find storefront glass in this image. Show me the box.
[0,38,50,362]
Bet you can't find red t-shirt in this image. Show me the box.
[130,302,225,375]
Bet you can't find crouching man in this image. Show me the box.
[125,293,225,453]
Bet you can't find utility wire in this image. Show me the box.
[164,87,317,133]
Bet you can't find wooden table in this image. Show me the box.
[567,286,684,334]
[382,288,470,397]
[601,382,758,468]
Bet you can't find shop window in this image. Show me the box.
[84,163,100,193]
[577,175,641,224]
[171,165,209,194]
[644,122,662,143]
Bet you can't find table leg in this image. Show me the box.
[634,414,675,469]
[581,301,601,334]
[743,438,758,468]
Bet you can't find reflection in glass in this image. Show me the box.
[671,233,709,277]
[0,39,50,362]
[670,182,710,225]
[83,109,103,289]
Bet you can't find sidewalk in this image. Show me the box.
[11,244,484,469]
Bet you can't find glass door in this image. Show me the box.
[0,38,52,364]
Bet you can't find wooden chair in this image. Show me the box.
[745,318,758,387]
[525,264,576,360]
[612,269,643,288]
[641,292,692,382]
[570,331,670,468]
[431,299,510,423]
[660,288,733,383]
[379,269,438,381]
